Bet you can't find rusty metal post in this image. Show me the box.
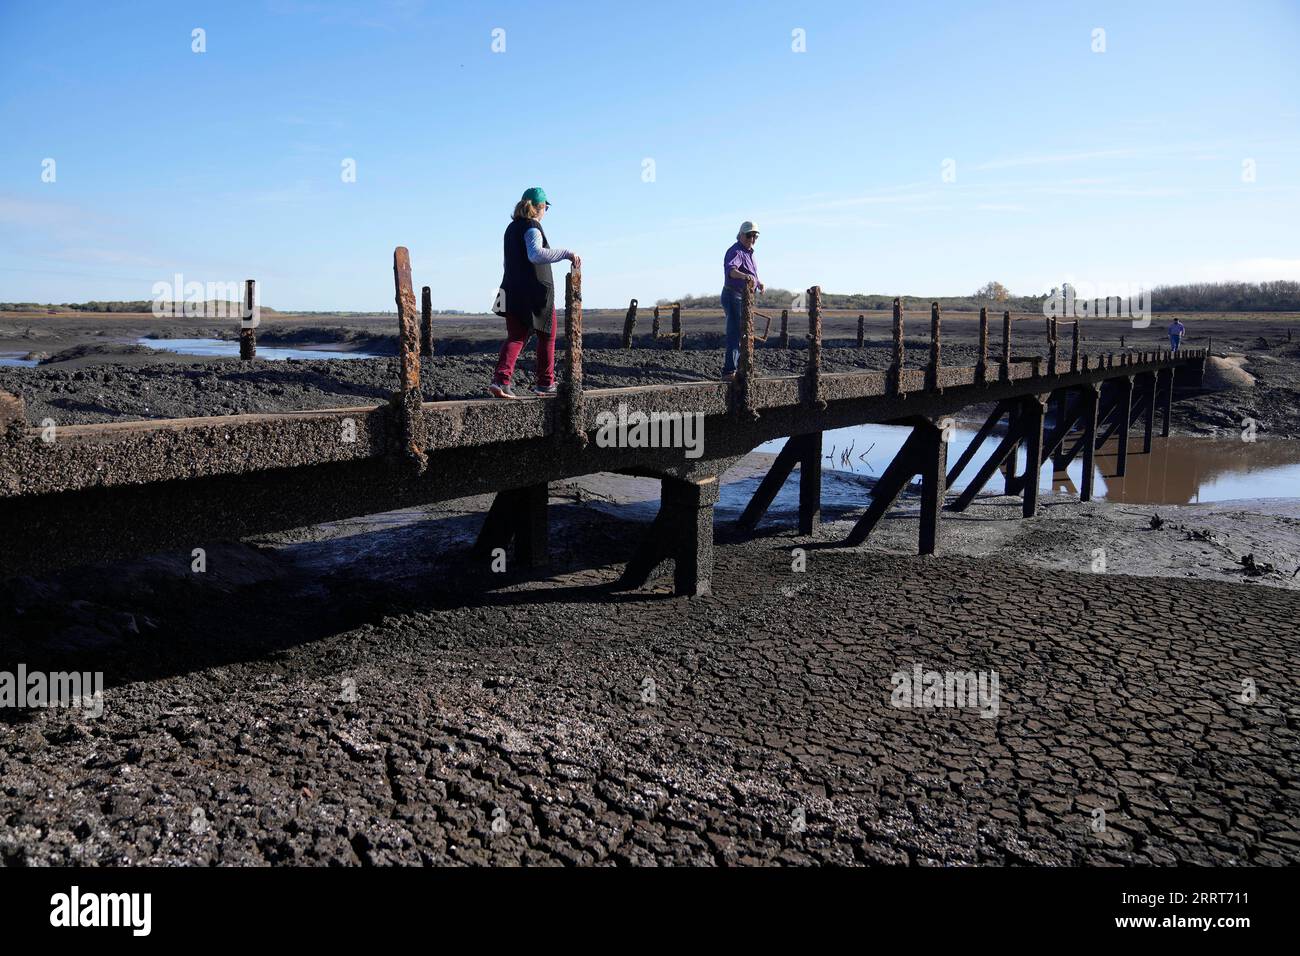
[392,247,427,473]
[239,279,256,360]
[1000,310,1011,381]
[857,314,865,348]
[562,270,586,446]
[672,303,683,350]
[779,308,789,349]
[807,286,824,409]
[1048,317,1059,373]
[977,306,989,383]
[1071,320,1080,372]
[926,302,942,391]
[621,298,638,349]
[420,285,433,357]
[889,297,904,396]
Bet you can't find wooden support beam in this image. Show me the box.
[947,408,1033,513]
[1142,371,1157,452]
[1113,375,1134,478]
[1047,317,1059,373]
[737,434,803,531]
[779,309,789,349]
[1070,320,1080,373]
[1079,383,1100,502]
[671,303,683,350]
[1019,394,1046,517]
[917,422,947,555]
[945,399,1008,486]
[1000,402,1022,495]
[1159,367,1173,437]
[799,431,822,535]
[620,476,718,597]
[844,419,946,553]
[472,483,550,569]
[857,314,865,347]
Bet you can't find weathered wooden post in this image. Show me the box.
[239,279,257,360]
[918,419,948,555]
[420,285,433,357]
[392,247,426,473]
[621,298,638,349]
[1048,317,1059,373]
[1000,310,1011,381]
[977,306,989,383]
[1020,394,1047,517]
[779,308,789,349]
[561,270,586,446]
[1071,320,1080,373]
[926,302,942,391]
[889,297,904,396]
[735,280,757,420]
[857,314,865,347]
[651,304,661,339]
[807,286,824,409]
[672,303,683,350]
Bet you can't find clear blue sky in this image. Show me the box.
[1,0,1296,310]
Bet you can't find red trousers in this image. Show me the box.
[494,310,555,388]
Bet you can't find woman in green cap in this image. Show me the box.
[491,186,581,398]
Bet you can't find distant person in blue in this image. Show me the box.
[1168,318,1186,351]
[720,221,763,380]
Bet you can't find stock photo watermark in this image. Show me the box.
[891,663,1000,719]
[0,665,103,718]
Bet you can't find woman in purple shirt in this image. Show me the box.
[720,221,763,380]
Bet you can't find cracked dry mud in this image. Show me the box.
[2,504,1296,867]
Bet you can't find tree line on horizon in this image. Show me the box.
[654,280,1300,313]
[4,280,1299,314]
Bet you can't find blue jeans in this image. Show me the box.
[721,287,743,374]
[1169,333,1182,351]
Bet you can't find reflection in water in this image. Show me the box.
[138,338,380,361]
[759,424,1300,506]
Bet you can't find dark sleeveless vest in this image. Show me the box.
[497,217,554,332]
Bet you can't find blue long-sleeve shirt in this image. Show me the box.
[525,227,572,265]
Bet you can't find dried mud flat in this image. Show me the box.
[1,481,1298,867]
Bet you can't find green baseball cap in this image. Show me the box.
[521,186,550,207]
